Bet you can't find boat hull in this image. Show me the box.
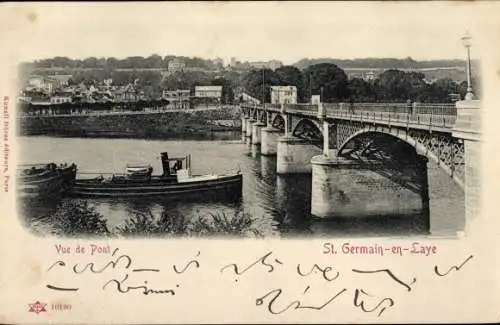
[17,165,77,199]
[68,174,243,199]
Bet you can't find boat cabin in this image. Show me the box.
[160,152,191,176]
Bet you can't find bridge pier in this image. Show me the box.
[245,118,255,138]
[241,116,248,134]
[452,99,481,231]
[310,152,429,220]
[261,126,281,155]
[277,136,322,174]
[251,121,266,145]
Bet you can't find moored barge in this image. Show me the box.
[17,163,77,198]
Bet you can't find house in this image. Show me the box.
[29,94,51,106]
[113,83,138,102]
[28,76,45,88]
[168,59,186,74]
[310,94,321,105]
[50,92,73,104]
[362,71,376,81]
[270,86,297,104]
[47,74,73,88]
[249,60,283,71]
[195,85,223,99]
[162,89,190,109]
[27,76,54,94]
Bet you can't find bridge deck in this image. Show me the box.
[244,103,456,133]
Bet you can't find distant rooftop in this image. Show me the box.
[195,85,222,90]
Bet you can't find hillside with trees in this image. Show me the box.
[292,57,468,70]
[242,64,477,103]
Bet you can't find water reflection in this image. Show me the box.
[260,155,276,180]
[251,144,260,158]
[275,175,313,236]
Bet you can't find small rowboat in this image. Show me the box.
[67,152,242,200]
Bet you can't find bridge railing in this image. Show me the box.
[325,110,457,128]
[243,102,458,128]
[351,102,409,113]
[309,102,458,116]
[413,103,457,115]
[266,104,282,110]
[285,104,318,112]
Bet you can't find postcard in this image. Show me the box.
[1,2,500,324]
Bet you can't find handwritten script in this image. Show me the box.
[45,245,474,319]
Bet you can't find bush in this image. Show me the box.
[116,210,188,237]
[47,200,262,238]
[190,211,263,237]
[50,200,110,237]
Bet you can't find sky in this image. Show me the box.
[0,2,496,65]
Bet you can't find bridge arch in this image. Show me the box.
[291,118,324,147]
[291,118,323,138]
[337,127,464,190]
[271,113,286,130]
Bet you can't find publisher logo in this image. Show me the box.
[28,301,47,314]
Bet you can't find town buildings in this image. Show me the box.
[270,86,297,104]
[20,75,146,106]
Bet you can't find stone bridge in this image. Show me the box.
[240,100,480,235]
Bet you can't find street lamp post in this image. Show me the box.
[461,32,475,100]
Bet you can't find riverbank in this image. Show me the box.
[18,108,242,139]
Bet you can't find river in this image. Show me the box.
[17,135,464,238]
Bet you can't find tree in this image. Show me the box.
[458,77,481,100]
[275,66,307,102]
[145,54,163,69]
[378,69,427,101]
[304,63,349,102]
[424,78,460,102]
[347,78,376,102]
[211,77,234,104]
[404,71,427,101]
[82,57,99,69]
[106,57,120,69]
[242,69,282,103]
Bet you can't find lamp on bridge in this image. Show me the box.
[461,31,475,101]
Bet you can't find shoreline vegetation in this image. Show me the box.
[25,200,264,238]
[18,108,242,139]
